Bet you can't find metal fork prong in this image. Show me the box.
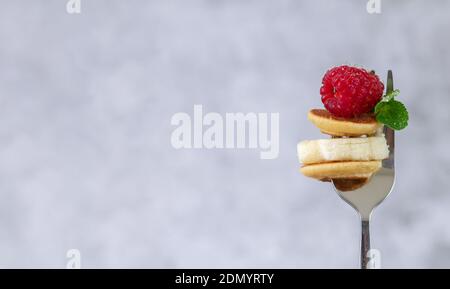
[383,70,395,170]
[387,70,394,94]
[383,126,395,169]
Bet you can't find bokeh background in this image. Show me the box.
[0,0,449,268]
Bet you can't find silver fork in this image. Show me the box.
[331,70,396,269]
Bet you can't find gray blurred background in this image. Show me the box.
[0,0,449,268]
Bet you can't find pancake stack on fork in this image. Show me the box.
[297,109,389,189]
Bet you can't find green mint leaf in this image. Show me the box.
[380,89,400,102]
[375,99,409,130]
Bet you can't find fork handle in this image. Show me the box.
[361,220,371,269]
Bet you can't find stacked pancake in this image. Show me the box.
[297,109,389,190]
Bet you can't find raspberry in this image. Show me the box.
[320,65,384,118]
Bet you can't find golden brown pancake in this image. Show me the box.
[299,160,382,181]
[308,109,380,137]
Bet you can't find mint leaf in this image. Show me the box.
[375,100,409,130]
[380,89,400,102]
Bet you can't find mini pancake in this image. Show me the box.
[308,109,380,137]
[299,160,382,181]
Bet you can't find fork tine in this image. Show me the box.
[387,70,394,94]
[383,126,395,169]
[383,71,395,170]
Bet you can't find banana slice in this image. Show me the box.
[297,136,389,165]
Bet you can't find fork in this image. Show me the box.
[331,70,396,269]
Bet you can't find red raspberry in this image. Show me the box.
[320,65,384,118]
